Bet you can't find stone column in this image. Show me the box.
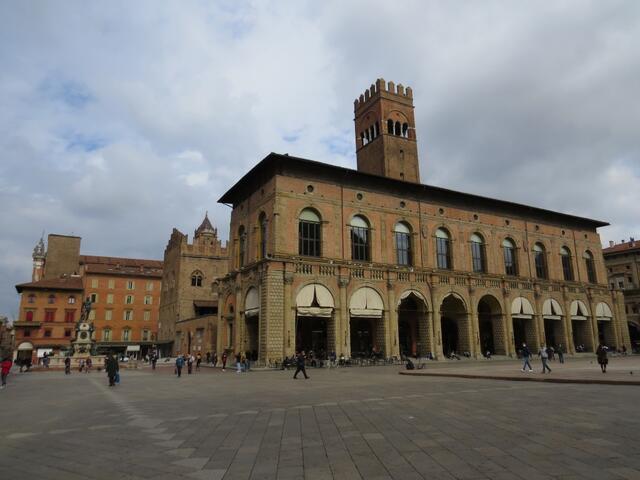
[533,289,544,350]
[586,291,599,352]
[234,286,243,355]
[561,289,574,354]
[283,272,295,358]
[612,290,627,349]
[338,276,350,358]
[501,285,514,357]
[468,285,479,358]
[387,280,399,358]
[430,277,443,359]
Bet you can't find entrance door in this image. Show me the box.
[350,318,374,357]
[479,319,494,355]
[441,317,458,356]
[544,319,557,347]
[296,317,327,355]
[513,318,527,350]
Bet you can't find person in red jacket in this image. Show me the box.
[1,356,13,389]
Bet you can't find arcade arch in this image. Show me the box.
[295,284,335,356]
[397,290,429,357]
[244,287,260,356]
[478,295,505,356]
[570,300,593,352]
[439,293,470,357]
[511,297,537,351]
[595,302,615,347]
[349,287,384,357]
[542,298,565,349]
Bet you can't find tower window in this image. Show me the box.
[374,121,379,137]
[402,123,409,138]
[387,119,394,134]
[191,271,203,287]
[561,246,574,281]
[350,215,370,262]
[435,228,452,270]
[394,222,412,266]
[360,132,365,146]
[470,233,486,273]
[533,243,547,279]
[502,238,518,276]
[299,209,321,257]
[395,121,401,136]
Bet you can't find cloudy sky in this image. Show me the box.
[1,1,639,318]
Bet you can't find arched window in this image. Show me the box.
[191,271,203,287]
[360,132,365,146]
[258,212,267,260]
[350,215,370,262]
[365,129,370,143]
[387,119,394,134]
[238,225,246,267]
[470,233,485,273]
[533,243,547,279]
[394,121,401,136]
[402,123,409,138]
[68,295,76,304]
[298,209,321,257]
[394,222,412,266]
[435,228,451,270]
[561,246,574,281]
[584,250,596,283]
[502,238,518,276]
[48,294,56,304]
[25,311,34,322]
[369,125,374,140]
[27,294,35,304]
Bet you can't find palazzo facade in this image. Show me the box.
[215,79,628,364]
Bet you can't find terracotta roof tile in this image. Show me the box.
[603,240,640,255]
[16,276,84,293]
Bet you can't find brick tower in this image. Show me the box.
[354,78,420,183]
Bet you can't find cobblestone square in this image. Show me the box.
[1,361,639,479]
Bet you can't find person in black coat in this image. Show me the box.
[105,353,118,386]
[293,351,309,379]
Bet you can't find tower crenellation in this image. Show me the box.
[354,78,420,183]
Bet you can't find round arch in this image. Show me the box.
[296,283,335,317]
[595,301,615,348]
[478,295,505,356]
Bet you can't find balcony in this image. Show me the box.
[13,321,42,328]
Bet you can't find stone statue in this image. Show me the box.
[81,297,92,322]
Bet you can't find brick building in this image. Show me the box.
[158,214,228,356]
[603,238,640,351]
[80,255,163,358]
[13,234,163,362]
[215,79,628,364]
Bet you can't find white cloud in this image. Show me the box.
[0,0,638,316]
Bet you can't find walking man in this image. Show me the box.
[1,356,13,388]
[538,344,552,373]
[105,353,118,387]
[175,355,184,377]
[596,342,608,373]
[293,351,309,379]
[196,353,202,372]
[64,356,71,375]
[187,354,194,374]
[221,351,227,371]
[521,343,533,372]
[557,344,565,364]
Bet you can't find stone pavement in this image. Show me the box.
[1,362,639,480]
[401,355,640,385]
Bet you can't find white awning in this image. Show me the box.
[126,345,141,351]
[596,302,613,319]
[244,287,259,317]
[511,297,534,318]
[296,284,334,317]
[17,342,33,351]
[350,287,384,318]
[570,300,590,318]
[37,348,53,358]
[542,298,563,317]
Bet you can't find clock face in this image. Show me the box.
[80,332,88,340]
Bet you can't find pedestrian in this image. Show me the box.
[243,351,250,372]
[196,353,202,372]
[520,343,533,372]
[1,356,13,388]
[596,342,608,373]
[557,344,564,364]
[236,352,242,373]
[151,354,157,370]
[293,351,309,379]
[187,354,194,374]
[64,356,71,375]
[175,355,184,377]
[212,351,218,367]
[221,351,227,371]
[538,344,552,374]
[206,351,211,364]
[105,353,118,387]
[79,359,85,373]
[86,357,92,373]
